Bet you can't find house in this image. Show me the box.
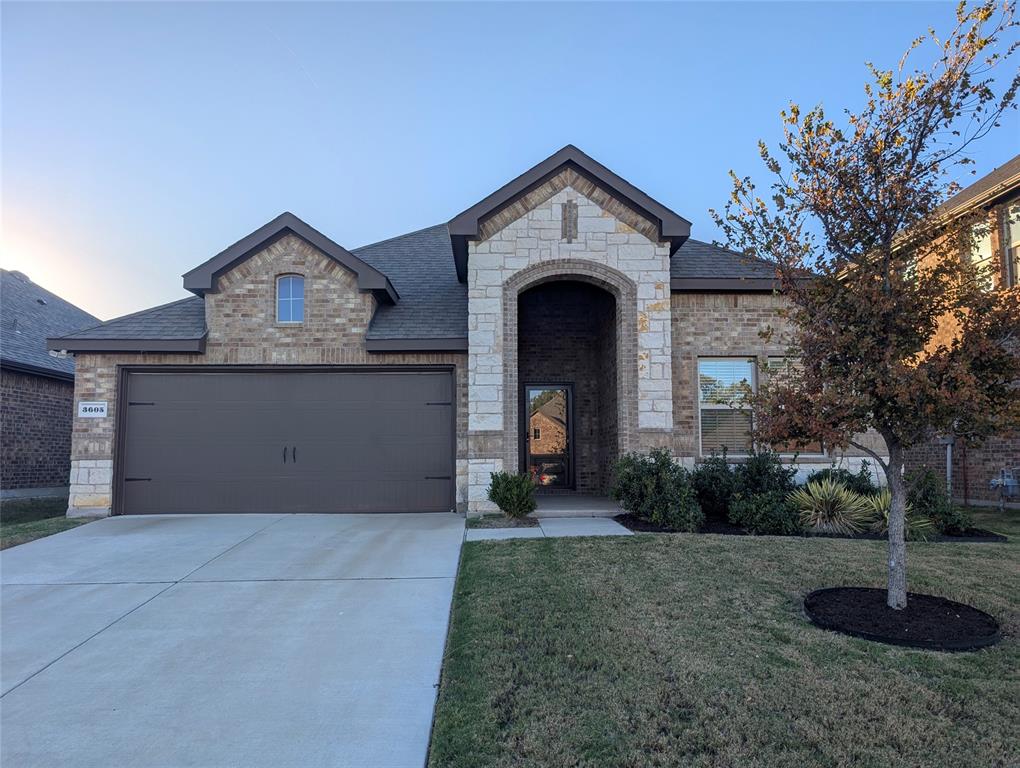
[1,270,99,498]
[48,145,884,517]
[903,154,1020,506]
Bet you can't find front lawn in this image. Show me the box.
[0,496,91,549]
[429,507,1019,768]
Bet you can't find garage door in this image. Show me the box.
[118,369,455,514]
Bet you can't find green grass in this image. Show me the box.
[429,506,1019,768]
[0,496,92,549]
[466,515,541,530]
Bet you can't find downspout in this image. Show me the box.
[946,439,953,505]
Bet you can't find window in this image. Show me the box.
[698,358,754,455]
[533,427,541,441]
[968,219,996,291]
[766,357,824,455]
[1007,202,1020,288]
[277,275,304,323]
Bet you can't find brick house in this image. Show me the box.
[903,154,1020,507]
[2,270,99,497]
[48,146,884,517]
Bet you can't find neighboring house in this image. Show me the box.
[904,154,1020,507]
[1,270,99,498]
[49,145,884,517]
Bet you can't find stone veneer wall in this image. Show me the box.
[466,179,673,513]
[670,292,887,478]
[1,369,75,491]
[65,234,468,517]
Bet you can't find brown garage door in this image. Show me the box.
[118,369,455,514]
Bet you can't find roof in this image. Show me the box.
[48,296,207,353]
[352,224,468,351]
[669,239,781,291]
[449,145,692,281]
[182,212,398,304]
[1,270,99,379]
[940,153,1020,216]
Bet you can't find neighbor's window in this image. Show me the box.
[698,358,754,455]
[766,357,824,455]
[968,219,996,291]
[533,427,541,441]
[277,275,304,323]
[1007,202,1020,288]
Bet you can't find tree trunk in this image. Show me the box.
[885,441,908,610]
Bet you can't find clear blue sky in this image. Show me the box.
[2,2,1017,319]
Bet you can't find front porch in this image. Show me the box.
[533,493,622,518]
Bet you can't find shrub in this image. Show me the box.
[907,469,972,534]
[805,462,877,496]
[789,478,871,534]
[733,448,798,497]
[728,490,803,535]
[486,472,537,519]
[691,452,736,520]
[864,489,934,541]
[611,448,704,531]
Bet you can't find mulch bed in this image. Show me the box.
[803,587,1001,651]
[613,514,1006,542]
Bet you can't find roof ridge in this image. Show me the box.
[63,295,201,338]
[352,222,448,253]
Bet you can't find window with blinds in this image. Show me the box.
[969,220,996,291]
[766,357,824,455]
[698,358,754,455]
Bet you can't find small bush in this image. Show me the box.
[805,462,877,496]
[789,478,871,534]
[487,472,537,519]
[691,452,736,520]
[864,489,934,540]
[728,490,803,535]
[733,448,798,497]
[907,469,972,534]
[612,448,704,532]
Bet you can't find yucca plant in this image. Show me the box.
[865,489,934,541]
[788,478,871,535]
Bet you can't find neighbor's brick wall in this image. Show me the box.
[1,368,75,490]
[904,436,1020,506]
[670,292,887,474]
[65,234,468,517]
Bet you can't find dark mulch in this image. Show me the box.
[804,587,1001,651]
[614,514,1006,542]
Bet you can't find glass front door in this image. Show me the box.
[525,386,571,488]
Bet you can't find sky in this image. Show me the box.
[2,2,1017,320]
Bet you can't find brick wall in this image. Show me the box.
[1,368,75,490]
[904,437,1020,506]
[65,234,468,517]
[518,281,616,493]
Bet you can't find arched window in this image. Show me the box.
[276,275,304,323]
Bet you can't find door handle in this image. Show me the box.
[283,446,288,464]
[292,446,297,463]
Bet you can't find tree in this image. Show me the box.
[712,1,1020,609]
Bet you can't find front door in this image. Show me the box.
[524,385,572,488]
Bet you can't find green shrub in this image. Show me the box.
[728,490,803,535]
[789,478,871,534]
[864,489,934,540]
[907,469,972,534]
[691,452,736,520]
[805,462,877,496]
[486,472,537,519]
[733,448,797,497]
[612,448,704,531]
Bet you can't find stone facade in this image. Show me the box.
[1,368,75,492]
[466,178,673,513]
[65,234,468,517]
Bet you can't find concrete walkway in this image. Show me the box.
[466,516,632,541]
[1,512,464,768]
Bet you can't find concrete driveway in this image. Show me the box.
[0,513,464,768]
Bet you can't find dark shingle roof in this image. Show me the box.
[54,296,206,342]
[1,270,99,378]
[353,224,467,340]
[670,239,779,280]
[941,153,1020,214]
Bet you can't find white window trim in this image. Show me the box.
[697,356,756,458]
[276,274,305,324]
